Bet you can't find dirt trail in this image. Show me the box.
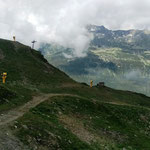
[1,94,149,127]
[0,93,149,150]
[0,93,79,150]
[0,93,75,126]
[103,101,150,111]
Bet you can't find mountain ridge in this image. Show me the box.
[0,38,150,149]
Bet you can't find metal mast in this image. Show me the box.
[31,40,37,49]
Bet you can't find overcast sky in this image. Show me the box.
[0,0,150,56]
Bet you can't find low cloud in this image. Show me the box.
[124,70,142,80]
[0,0,150,57]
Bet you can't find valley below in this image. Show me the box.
[39,25,150,96]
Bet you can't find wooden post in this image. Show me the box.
[13,36,16,42]
[90,80,93,88]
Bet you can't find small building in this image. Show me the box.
[97,82,105,87]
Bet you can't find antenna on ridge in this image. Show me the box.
[31,40,37,49]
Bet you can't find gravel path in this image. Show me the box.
[0,93,77,150]
[0,93,76,126]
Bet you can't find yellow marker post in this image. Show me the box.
[2,72,7,84]
[13,36,16,42]
[90,80,93,88]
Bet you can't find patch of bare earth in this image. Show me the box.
[0,94,78,126]
[0,94,84,149]
[0,126,29,150]
[59,115,126,148]
[59,115,98,144]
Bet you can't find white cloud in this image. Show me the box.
[0,0,150,56]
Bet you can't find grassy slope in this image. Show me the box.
[0,38,74,111]
[13,96,150,150]
[0,39,72,85]
[0,39,150,149]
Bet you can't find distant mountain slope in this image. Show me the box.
[88,25,150,51]
[39,25,150,96]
